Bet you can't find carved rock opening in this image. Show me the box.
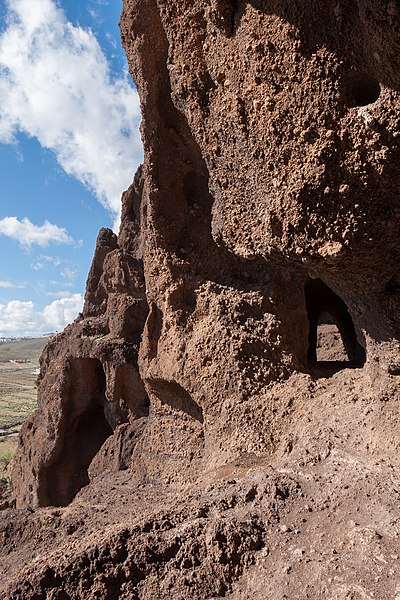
[305,278,366,369]
[41,358,112,507]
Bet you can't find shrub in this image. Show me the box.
[0,448,15,471]
[0,473,11,486]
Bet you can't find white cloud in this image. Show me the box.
[32,255,62,270]
[49,279,73,288]
[105,33,117,50]
[46,290,73,298]
[61,267,77,282]
[0,216,73,248]
[0,293,83,336]
[88,9,100,21]
[0,0,142,221]
[0,280,26,289]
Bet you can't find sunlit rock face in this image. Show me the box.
[122,0,400,358]
[4,2,400,598]
[146,1,400,275]
[11,0,400,511]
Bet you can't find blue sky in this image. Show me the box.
[0,0,142,336]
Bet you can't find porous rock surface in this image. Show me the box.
[1,1,400,598]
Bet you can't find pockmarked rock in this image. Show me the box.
[2,1,400,598]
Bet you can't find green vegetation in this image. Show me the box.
[0,473,11,489]
[0,448,15,471]
[0,448,15,499]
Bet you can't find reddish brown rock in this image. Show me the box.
[12,176,149,509]
[2,1,400,598]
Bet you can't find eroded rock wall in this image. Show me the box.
[3,1,400,598]
[11,0,400,530]
[129,0,400,350]
[119,0,400,484]
[12,176,149,508]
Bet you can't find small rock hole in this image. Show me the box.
[347,74,381,107]
[385,272,400,295]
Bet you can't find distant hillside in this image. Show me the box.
[0,337,51,363]
[0,337,51,445]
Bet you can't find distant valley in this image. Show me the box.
[0,337,50,456]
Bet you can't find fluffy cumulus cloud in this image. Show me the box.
[0,216,73,248]
[0,293,83,337]
[0,0,142,220]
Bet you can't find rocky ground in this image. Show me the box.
[1,353,399,598]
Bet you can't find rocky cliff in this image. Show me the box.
[1,1,400,598]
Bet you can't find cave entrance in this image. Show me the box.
[43,358,112,507]
[305,278,366,371]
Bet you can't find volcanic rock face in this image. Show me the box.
[2,1,400,598]
[11,176,150,508]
